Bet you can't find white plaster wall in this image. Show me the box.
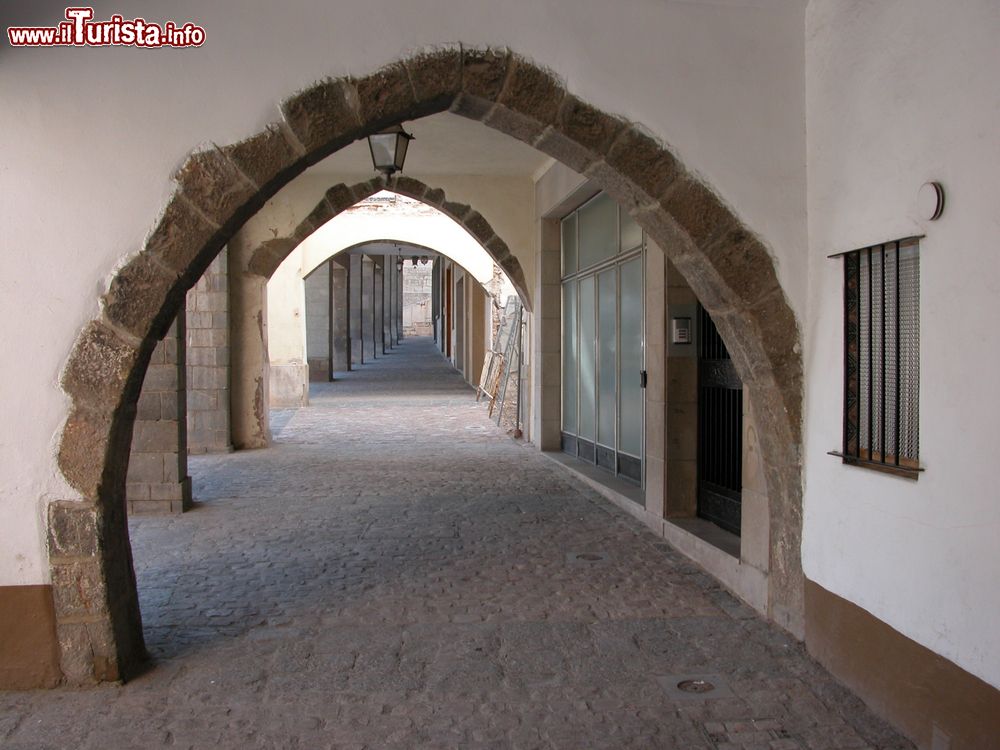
[0,1,807,588]
[803,0,1000,687]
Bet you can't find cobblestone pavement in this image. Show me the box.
[1,337,912,749]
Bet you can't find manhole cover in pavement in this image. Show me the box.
[656,673,734,701]
[677,679,715,693]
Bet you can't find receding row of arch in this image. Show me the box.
[51,46,803,684]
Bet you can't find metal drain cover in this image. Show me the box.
[565,551,607,564]
[677,678,715,693]
[656,673,734,702]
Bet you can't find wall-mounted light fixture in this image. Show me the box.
[395,258,404,271]
[917,181,945,221]
[367,124,414,176]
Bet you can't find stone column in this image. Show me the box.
[186,249,231,453]
[533,218,562,451]
[373,258,385,355]
[304,261,331,381]
[127,317,192,515]
[396,264,404,343]
[331,256,351,374]
[361,256,375,361]
[432,258,441,345]
[350,254,364,365]
[385,258,396,348]
[230,241,270,449]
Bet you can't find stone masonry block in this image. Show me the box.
[324,183,357,213]
[354,62,419,129]
[101,252,183,341]
[497,56,565,128]
[47,502,99,559]
[555,95,625,157]
[144,193,220,275]
[142,363,179,393]
[61,322,144,412]
[132,420,180,453]
[660,174,739,250]
[405,48,462,109]
[50,560,108,619]
[220,123,302,190]
[135,391,161,421]
[280,78,363,160]
[127,452,165,484]
[460,47,510,102]
[606,125,683,204]
[461,210,493,243]
[174,148,258,229]
[700,228,781,311]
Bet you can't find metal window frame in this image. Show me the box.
[828,237,923,479]
[560,196,645,487]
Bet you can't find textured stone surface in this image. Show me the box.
[61,322,144,413]
[15,339,906,748]
[405,48,462,108]
[280,79,362,160]
[354,63,417,128]
[606,126,683,203]
[144,194,220,275]
[101,253,183,341]
[221,125,303,191]
[174,150,258,228]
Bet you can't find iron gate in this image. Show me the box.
[697,306,743,536]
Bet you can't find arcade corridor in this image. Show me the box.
[0,338,909,748]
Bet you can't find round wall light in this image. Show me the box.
[918,181,945,221]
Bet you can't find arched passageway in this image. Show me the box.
[52,46,802,685]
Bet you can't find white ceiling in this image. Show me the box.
[309,111,550,178]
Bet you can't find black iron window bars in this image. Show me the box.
[829,237,922,479]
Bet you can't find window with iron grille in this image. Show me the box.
[831,237,922,478]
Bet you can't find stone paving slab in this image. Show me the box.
[0,338,912,749]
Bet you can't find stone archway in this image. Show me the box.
[51,46,802,684]
[245,176,532,309]
[229,178,531,448]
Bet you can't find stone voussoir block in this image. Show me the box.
[460,46,510,102]
[101,252,183,342]
[497,56,566,127]
[422,186,446,207]
[486,235,512,264]
[174,148,259,229]
[144,192,220,275]
[324,183,358,213]
[555,95,625,156]
[62,321,143,411]
[280,78,363,161]
[47,502,100,559]
[484,104,547,148]
[404,48,462,108]
[701,227,782,310]
[461,210,493,243]
[535,127,598,175]
[354,62,419,130]
[441,201,472,223]
[660,174,739,249]
[388,176,428,201]
[219,124,304,191]
[606,125,683,205]
[58,407,115,500]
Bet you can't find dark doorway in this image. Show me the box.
[697,306,743,536]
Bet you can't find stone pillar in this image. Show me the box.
[362,256,375,361]
[331,257,351,373]
[127,318,192,515]
[230,241,270,449]
[472,283,487,386]
[432,258,441,345]
[350,254,364,365]
[384,257,392,350]
[533,218,562,451]
[397,264,404,343]
[304,261,331,381]
[186,249,231,453]
[374,258,385,355]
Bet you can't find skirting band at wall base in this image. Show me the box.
[0,585,62,689]
[805,579,1000,749]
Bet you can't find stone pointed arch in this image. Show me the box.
[51,45,803,685]
[245,175,531,309]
